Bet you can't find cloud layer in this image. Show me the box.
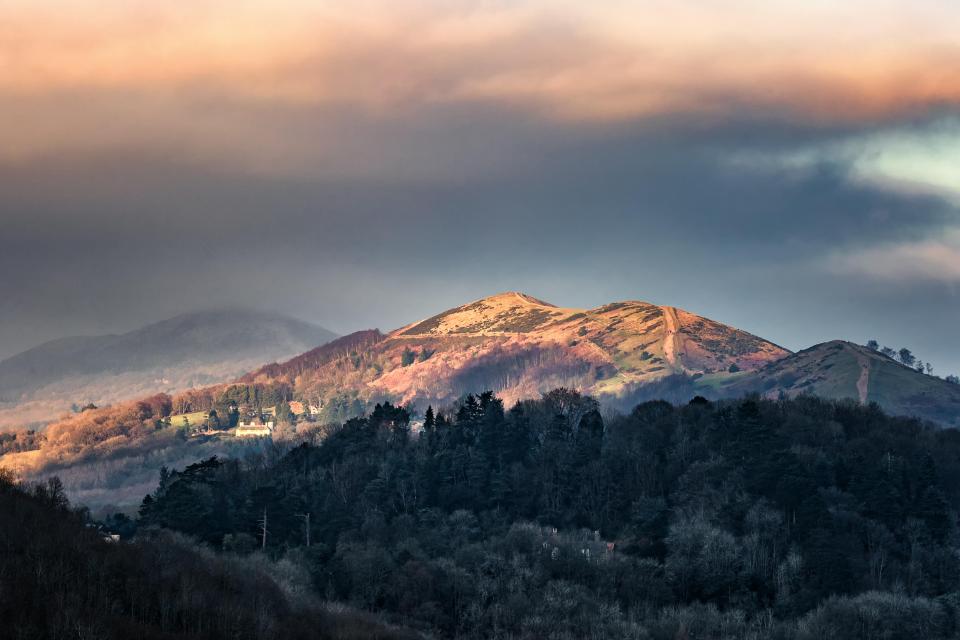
[1,0,959,376]
[3,0,960,163]
[833,232,960,284]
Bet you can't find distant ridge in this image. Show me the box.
[0,309,337,428]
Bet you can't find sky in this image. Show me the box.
[1,0,960,374]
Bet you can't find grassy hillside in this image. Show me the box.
[244,292,789,415]
[719,340,960,427]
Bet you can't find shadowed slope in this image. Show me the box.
[721,340,960,427]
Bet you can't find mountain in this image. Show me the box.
[720,340,960,427]
[243,291,789,414]
[0,309,337,429]
[6,292,960,514]
[243,294,960,426]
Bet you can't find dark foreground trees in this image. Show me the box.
[0,470,416,640]
[7,389,960,638]
[130,390,960,639]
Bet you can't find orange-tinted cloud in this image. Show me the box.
[3,1,960,113]
[2,0,959,165]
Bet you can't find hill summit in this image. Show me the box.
[724,339,960,427]
[245,292,789,412]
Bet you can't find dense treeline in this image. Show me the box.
[137,390,960,639]
[0,469,416,640]
[243,329,386,384]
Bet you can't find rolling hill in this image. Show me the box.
[243,291,790,413]
[720,340,960,427]
[0,309,337,429]
[243,294,960,427]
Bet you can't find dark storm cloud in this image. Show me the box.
[2,102,959,374]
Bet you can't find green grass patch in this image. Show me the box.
[167,411,208,427]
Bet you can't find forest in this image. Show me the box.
[0,469,415,640]
[7,389,960,638]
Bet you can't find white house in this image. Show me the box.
[236,419,275,438]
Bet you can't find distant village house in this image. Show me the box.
[236,418,274,438]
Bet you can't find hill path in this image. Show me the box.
[661,306,681,371]
[855,352,870,404]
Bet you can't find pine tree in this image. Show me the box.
[423,406,435,431]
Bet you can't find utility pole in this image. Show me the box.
[258,508,268,550]
[295,512,311,547]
